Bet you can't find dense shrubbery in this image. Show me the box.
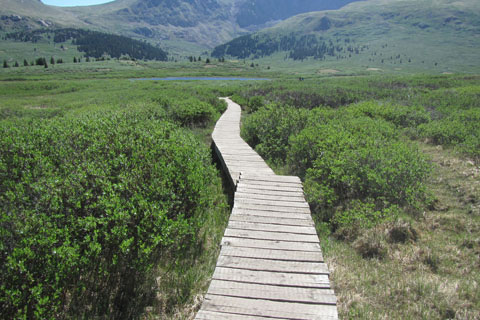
[242,104,308,163]
[242,102,431,237]
[416,86,480,163]
[239,76,480,240]
[238,75,480,165]
[0,106,218,318]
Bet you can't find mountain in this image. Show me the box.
[0,0,363,52]
[212,0,480,72]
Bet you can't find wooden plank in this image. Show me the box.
[220,151,261,156]
[213,267,331,289]
[236,186,306,198]
[220,246,323,262]
[240,174,301,184]
[202,295,338,320]
[239,179,304,188]
[227,165,273,171]
[224,228,320,243]
[221,237,321,252]
[208,280,336,305]
[217,255,330,274]
[196,310,276,320]
[228,162,273,168]
[230,213,315,227]
[235,198,310,209]
[228,220,318,235]
[222,155,264,161]
[235,191,306,202]
[237,183,304,193]
[222,159,267,164]
[231,208,312,220]
[234,202,311,214]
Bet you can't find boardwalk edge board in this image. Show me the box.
[195,98,338,319]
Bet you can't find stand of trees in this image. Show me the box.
[5,28,168,61]
[212,32,363,61]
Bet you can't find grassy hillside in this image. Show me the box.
[0,0,363,54]
[214,0,480,73]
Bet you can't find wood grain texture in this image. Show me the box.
[195,97,337,319]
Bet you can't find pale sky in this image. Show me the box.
[42,0,114,6]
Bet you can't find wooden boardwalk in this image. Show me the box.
[195,98,338,319]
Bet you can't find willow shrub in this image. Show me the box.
[289,113,430,222]
[419,108,480,164]
[241,104,309,164]
[0,107,217,318]
[241,103,431,236]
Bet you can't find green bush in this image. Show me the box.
[419,108,480,163]
[241,104,309,164]
[246,96,265,113]
[160,97,217,127]
[287,113,430,226]
[0,107,217,318]
[350,101,430,128]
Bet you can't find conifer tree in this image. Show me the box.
[3,60,8,68]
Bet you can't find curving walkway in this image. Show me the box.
[195,98,338,319]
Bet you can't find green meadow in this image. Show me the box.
[1,60,479,319]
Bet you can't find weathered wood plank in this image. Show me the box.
[208,280,336,305]
[229,213,315,227]
[224,228,320,243]
[236,186,306,198]
[221,237,321,252]
[239,179,304,188]
[240,174,301,184]
[202,295,338,320]
[220,246,323,262]
[235,198,310,209]
[237,183,304,193]
[231,207,312,220]
[196,310,276,320]
[235,191,306,202]
[228,220,317,235]
[212,267,331,289]
[234,202,311,214]
[217,255,330,274]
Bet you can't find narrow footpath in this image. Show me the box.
[195,98,338,319]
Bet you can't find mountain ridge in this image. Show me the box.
[0,0,363,51]
[212,0,480,72]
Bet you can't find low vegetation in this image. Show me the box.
[237,74,480,318]
[0,70,231,319]
[0,58,479,319]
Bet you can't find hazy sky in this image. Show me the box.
[42,0,114,6]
